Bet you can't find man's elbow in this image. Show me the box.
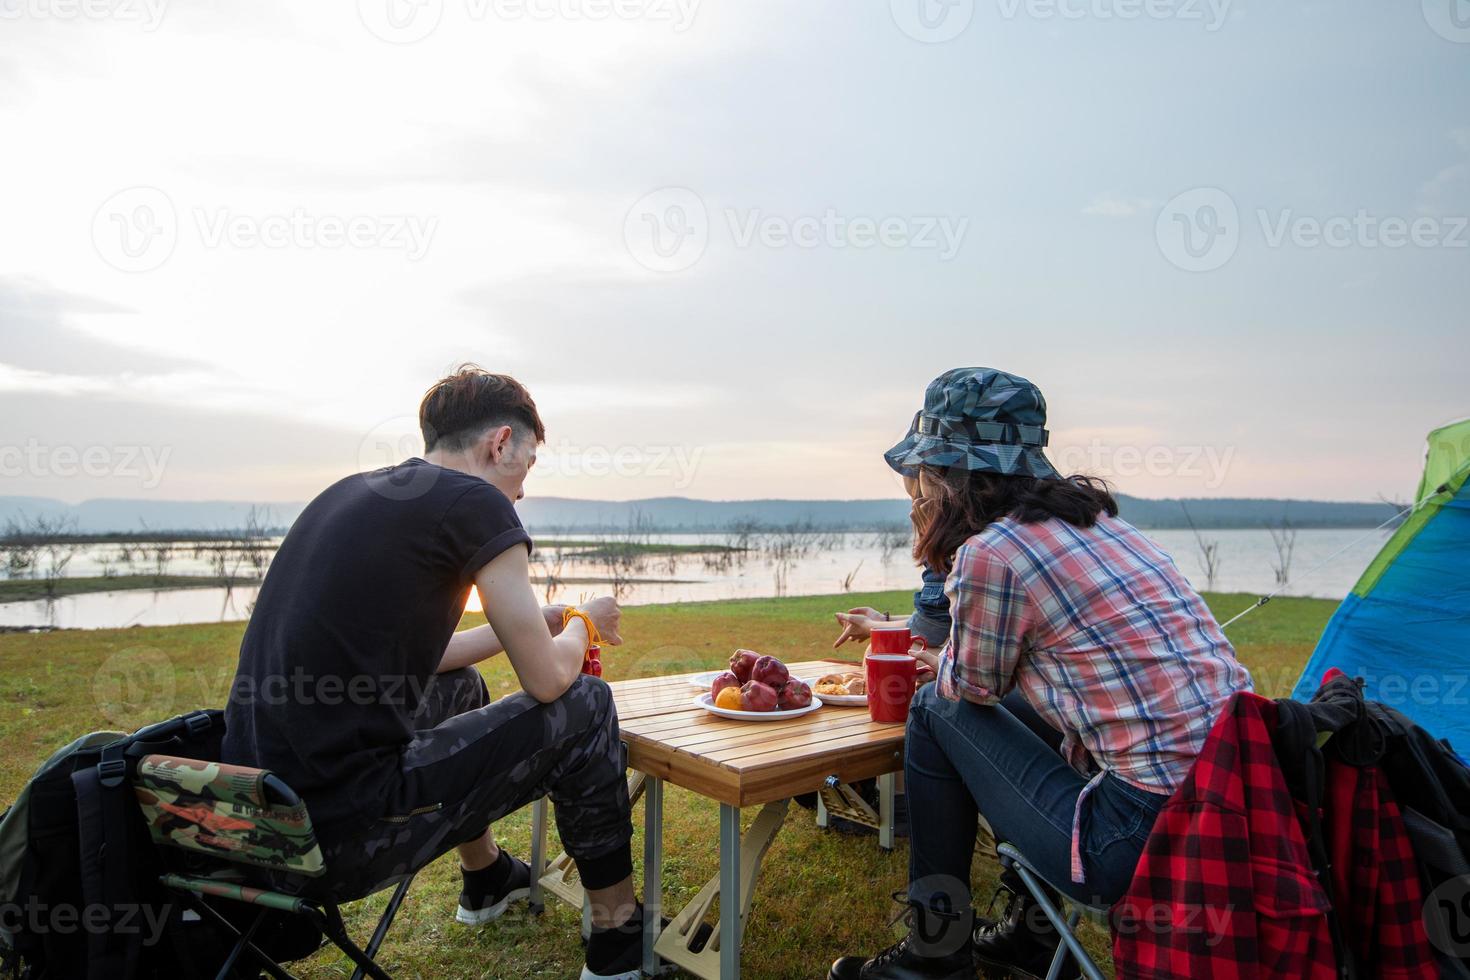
[524,668,579,704]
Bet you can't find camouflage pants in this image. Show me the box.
[284,667,632,903]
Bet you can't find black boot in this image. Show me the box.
[829,894,975,980]
[971,869,1077,980]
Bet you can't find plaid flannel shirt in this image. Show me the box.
[1113,692,1337,978]
[1112,691,1437,978]
[936,514,1252,882]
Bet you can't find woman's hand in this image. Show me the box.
[833,607,892,648]
[912,644,940,675]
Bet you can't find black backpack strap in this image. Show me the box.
[1275,698,1356,979]
[72,740,143,980]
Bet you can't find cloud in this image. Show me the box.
[1415,128,1470,215]
[0,278,205,377]
[1082,194,1156,218]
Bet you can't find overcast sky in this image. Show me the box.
[1,0,1465,506]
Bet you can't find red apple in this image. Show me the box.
[751,655,789,689]
[729,649,760,684]
[741,680,779,712]
[710,671,741,701]
[778,678,812,710]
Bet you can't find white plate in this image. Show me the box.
[693,692,823,721]
[816,691,868,707]
[687,670,728,690]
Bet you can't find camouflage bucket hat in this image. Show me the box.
[885,367,1061,479]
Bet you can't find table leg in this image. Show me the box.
[719,803,741,980]
[528,796,547,913]
[643,776,664,976]
[878,772,896,852]
[654,800,788,980]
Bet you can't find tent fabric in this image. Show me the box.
[1292,419,1470,755]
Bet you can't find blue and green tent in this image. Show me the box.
[1292,418,1470,754]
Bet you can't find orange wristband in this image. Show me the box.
[561,607,602,654]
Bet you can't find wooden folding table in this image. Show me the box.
[529,660,907,979]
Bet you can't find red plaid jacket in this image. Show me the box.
[1112,691,1436,979]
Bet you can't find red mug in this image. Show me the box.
[870,623,928,656]
[865,653,918,724]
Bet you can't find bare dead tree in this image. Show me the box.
[839,559,864,592]
[1178,500,1222,591]
[2,515,79,597]
[1,518,39,579]
[600,512,654,600]
[1269,518,1297,589]
[872,521,912,565]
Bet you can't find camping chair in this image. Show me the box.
[132,754,415,980]
[996,843,1108,980]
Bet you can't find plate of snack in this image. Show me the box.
[686,670,728,689]
[812,670,867,706]
[693,650,821,721]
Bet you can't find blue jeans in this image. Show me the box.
[905,683,1168,909]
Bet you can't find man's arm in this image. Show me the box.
[437,605,568,673]
[473,546,588,703]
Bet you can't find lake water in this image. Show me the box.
[0,527,1391,631]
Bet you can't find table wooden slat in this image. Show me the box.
[609,660,907,807]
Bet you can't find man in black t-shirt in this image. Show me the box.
[223,366,650,980]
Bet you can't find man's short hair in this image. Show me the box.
[419,365,546,453]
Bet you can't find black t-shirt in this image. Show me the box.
[221,458,531,831]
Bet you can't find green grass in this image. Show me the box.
[0,590,1335,978]
[0,574,261,603]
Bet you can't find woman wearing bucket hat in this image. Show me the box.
[830,368,1252,980]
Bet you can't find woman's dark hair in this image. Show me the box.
[419,364,546,452]
[913,466,1118,574]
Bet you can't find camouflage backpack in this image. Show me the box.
[0,709,311,980]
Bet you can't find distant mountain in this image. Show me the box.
[0,493,1401,534]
